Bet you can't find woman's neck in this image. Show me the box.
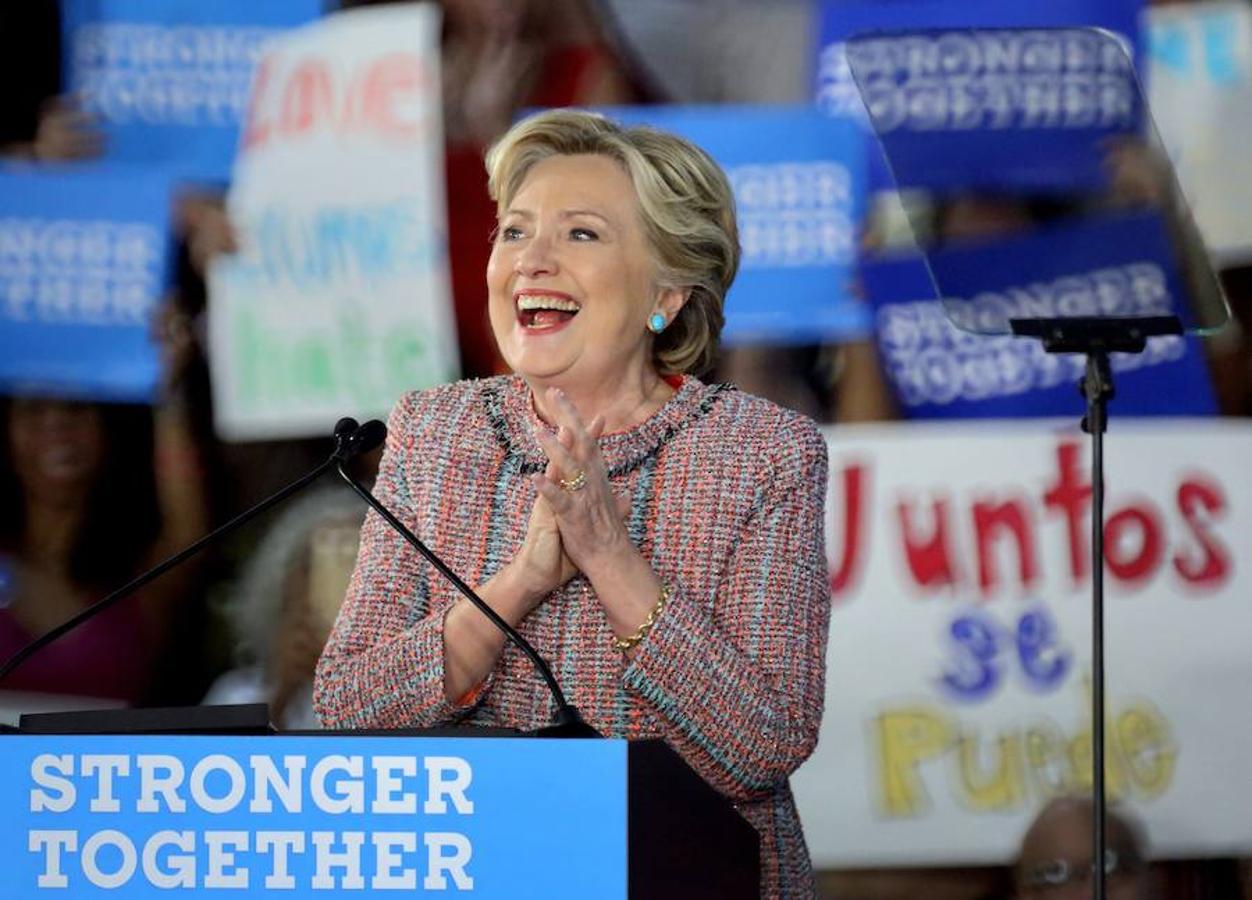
[23,503,85,570]
[528,368,675,435]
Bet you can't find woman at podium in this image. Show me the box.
[314,109,831,898]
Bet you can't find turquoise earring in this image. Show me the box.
[648,313,667,334]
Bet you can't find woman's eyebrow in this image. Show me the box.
[500,208,614,225]
[559,208,611,223]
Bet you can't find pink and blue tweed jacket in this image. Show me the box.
[313,374,831,898]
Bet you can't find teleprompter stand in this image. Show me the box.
[844,16,1231,892]
[1010,314,1183,900]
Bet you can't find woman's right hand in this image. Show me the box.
[441,458,582,702]
[503,416,627,612]
[441,418,625,702]
[508,493,578,608]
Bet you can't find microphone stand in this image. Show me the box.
[0,419,363,688]
[1010,314,1180,900]
[333,423,597,738]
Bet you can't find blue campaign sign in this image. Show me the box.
[61,0,325,184]
[815,0,1145,195]
[862,215,1217,417]
[0,164,175,403]
[602,105,871,344]
[0,734,628,898]
[816,0,1144,113]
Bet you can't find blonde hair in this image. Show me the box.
[485,109,740,376]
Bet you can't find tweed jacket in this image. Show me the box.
[313,374,831,898]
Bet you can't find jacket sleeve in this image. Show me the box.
[312,392,477,729]
[621,415,831,801]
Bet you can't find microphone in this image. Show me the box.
[333,415,360,446]
[336,418,385,460]
[334,420,597,738]
[0,418,377,687]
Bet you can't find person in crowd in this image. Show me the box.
[204,488,363,730]
[1012,796,1153,900]
[0,310,210,703]
[314,109,832,897]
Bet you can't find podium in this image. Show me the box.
[2,707,759,898]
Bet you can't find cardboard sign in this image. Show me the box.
[208,4,458,441]
[795,419,1252,864]
[1148,0,1252,262]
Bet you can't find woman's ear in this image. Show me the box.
[655,285,690,323]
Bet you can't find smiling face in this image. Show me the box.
[487,153,683,394]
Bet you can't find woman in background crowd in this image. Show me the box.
[0,312,209,703]
[205,488,363,729]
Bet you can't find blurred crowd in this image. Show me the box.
[1,0,1250,898]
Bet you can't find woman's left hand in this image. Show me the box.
[531,388,633,576]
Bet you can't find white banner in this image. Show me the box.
[796,419,1252,866]
[1149,0,1252,264]
[208,4,457,441]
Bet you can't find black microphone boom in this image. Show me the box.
[0,418,375,686]
[335,420,597,737]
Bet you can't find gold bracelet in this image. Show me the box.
[611,584,670,652]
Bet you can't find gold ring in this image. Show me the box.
[559,470,587,492]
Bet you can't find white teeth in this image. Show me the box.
[516,295,580,312]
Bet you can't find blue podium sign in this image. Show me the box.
[1,735,627,898]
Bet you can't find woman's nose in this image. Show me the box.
[514,231,557,278]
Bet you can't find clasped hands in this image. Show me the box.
[442,388,648,700]
[509,387,634,605]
